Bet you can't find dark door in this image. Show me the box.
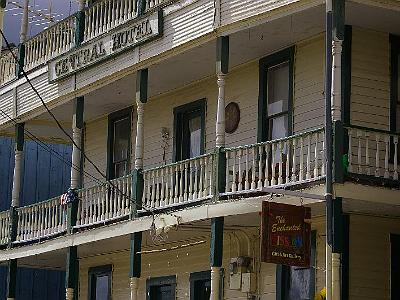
[391,234,400,300]
[193,278,211,300]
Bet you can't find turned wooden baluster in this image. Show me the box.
[238,149,243,190]
[384,135,390,179]
[375,133,380,177]
[365,132,370,175]
[231,150,237,192]
[292,138,297,182]
[347,129,353,173]
[226,152,230,192]
[357,130,362,174]
[264,144,270,187]
[271,143,276,186]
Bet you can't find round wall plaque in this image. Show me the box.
[225,102,240,134]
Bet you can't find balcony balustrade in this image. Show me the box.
[0,49,17,85]
[0,211,10,246]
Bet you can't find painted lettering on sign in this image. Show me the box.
[261,202,311,267]
[48,11,162,82]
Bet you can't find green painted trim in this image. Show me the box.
[215,147,226,197]
[137,0,147,16]
[275,265,289,300]
[210,217,223,267]
[67,201,78,233]
[129,232,142,278]
[75,11,85,47]
[88,264,112,300]
[173,98,206,162]
[136,68,148,104]
[333,120,345,183]
[390,34,400,133]
[74,97,85,129]
[342,214,350,300]
[332,0,345,40]
[6,259,17,298]
[131,169,143,218]
[216,36,229,74]
[257,46,295,142]
[15,123,25,151]
[8,206,18,245]
[332,197,343,253]
[16,43,25,78]
[66,246,79,294]
[0,0,6,8]
[342,25,352,125]
[106,107,133,180]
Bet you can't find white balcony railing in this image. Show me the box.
[0,49,17,85]
[24,15,76,71]
[145,0,169,11]
[76,174,132,227]
[0,210,10,245]
[84,0,138,42]
[142,153,215,210]
[346,126,399,180]
[224,128,326,194]
[15,197,67,243]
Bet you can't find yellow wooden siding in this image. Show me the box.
[293,35,325,133]
[349,215,400,300]
[350,27,390,130]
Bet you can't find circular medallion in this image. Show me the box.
[225,102,240,134]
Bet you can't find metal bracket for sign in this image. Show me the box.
[261,187,325,201]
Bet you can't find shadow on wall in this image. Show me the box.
[0,137,72,299]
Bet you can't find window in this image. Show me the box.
[173,99,206,162]
[258,47,294,143]
[88,265,112,300]
[391,234,400,300]
[277,231,316,300]
[189,271,211,300]
[146,275,176,300]
[390,35,400,133]
[107,108,132,179]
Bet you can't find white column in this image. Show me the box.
[20,0,29,43]
[326,242,332,300]
[210,266,221,300]
[331,39,343,121]
[11,150,23,207]
[332,252,341,300]
[130,277,139,300]
[215,73,226,148]
[65,288,74,300]
[134,101,144,170]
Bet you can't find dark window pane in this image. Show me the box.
[114,161,128,178]
[189,116,201,158]
[287,267,312,300]
[194,279,211,300]
[95,275,109,300]
[113,117,130,163]
[150,284,174,300]
[267,62,289,116]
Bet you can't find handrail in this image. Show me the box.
[143,153,213,173]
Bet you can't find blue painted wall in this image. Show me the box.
[0,137,72,300]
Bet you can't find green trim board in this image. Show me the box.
[106,106,133,180]
[129,232,142,278]
[146,275,176,300]
[257,46,295,143]
[136,68,149,103]
[0,0,6,8]
[131,169,144,217]
[210,217,224,268]
[6,259,17,298]
[75,11,85,46]
[88,264,112,300]
[15,123,25,152]
[216,36,229,75]
[66,246,79,298]
[276,231,316,300]
[173,98,206,162]
[16,43,25,78]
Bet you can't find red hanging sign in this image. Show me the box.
[261,202,311,267]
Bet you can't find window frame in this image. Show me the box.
[276,230,317,300]
[258,47,295,143]
[189,270,211,300]
[146,275,177,300]
[88,264,113,300]
[173,99,206,163]
[107,107,133,180]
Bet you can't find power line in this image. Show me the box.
[0,28,156,215]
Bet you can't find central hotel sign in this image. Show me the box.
[48,11,162,82]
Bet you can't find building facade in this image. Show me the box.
[0,0,399,299]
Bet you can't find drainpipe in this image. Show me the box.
[325,0,333,299]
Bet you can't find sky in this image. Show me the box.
[3,0,79,46]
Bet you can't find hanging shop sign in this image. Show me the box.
[48,10,162,82]
[261,201,311,267]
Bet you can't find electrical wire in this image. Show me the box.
[0,28,157,215]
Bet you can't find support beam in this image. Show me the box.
[11,123,24,208]
[65,246,79,300]
[215,36,229,148]
[210,217,223,300]
[6,259,17,300]
[129,232,142,300]
[134,69,148,170]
